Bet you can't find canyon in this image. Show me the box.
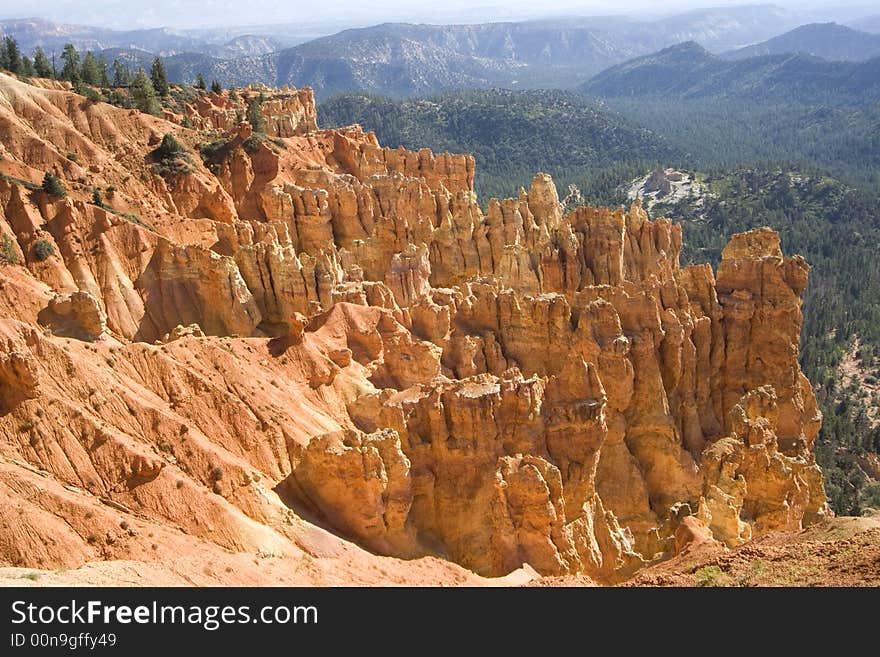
[0,72,837,585]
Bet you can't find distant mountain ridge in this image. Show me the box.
[724,23,880,62]
[1,5,803,98]
[580,41,880,105]
[0,17,289,59]
[269,6,802,98]
[577,40,880,192]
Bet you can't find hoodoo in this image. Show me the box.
[0,72,827,584]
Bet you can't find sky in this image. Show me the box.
[0,0,874,30]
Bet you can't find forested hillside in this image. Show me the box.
[581,42,880,189]
[319,90,678,200]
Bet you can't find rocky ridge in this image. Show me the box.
[0,72,827,584]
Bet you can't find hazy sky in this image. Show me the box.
[0,0,874,30]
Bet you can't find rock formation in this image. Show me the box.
[0,71,827,584]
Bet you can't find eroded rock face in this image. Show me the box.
[0,71,827,582]
[0,348,39,412]
[135,239,262,341]
[699,387,827,546]
[38,291,106,341]
[283,428,417,556]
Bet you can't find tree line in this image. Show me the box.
[0,37,223,114]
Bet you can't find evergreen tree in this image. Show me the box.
[42,172,66,198]
[112,59,130,87]
[60,44,81,83]
[2,37,21,74]
[211,80,222,94]
[131,68,161,116]
[153,133,185,161]
[246,97,265,133]
[150,57,169,96]
[20,55,34,77]
[80,51,100,86]
[33,47,53,78]
[195,73,206,90]
[98,55,110,87]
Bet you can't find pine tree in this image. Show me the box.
[3,38,18,73]
[60,44,81,83]
[112,60,130,87]
[150,57,169,96]
[195,73,206,90]
[81,51,100,85]
[33,47,52,78]
[42,172,66,198]
[153,133,185,161]
[246,98,265,133]
[211,80,222,94]
[98,55,110,87]
[131,69,161,116]
[20,55,34,77]
[2,37,21,74]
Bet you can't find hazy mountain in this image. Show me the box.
[581,41,880,104]
[614,3,801,52]
[724,23,880,61]
[0,17,286,59]
[99,48,275,87]
[270,6,802,97]
[207,35,284,59]
[2,6,804,98]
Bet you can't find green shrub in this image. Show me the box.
[695,565,727,587]
[32,239,55,262]
[152,134,185,161]
[153,158,194,177]
[0,233,19,264]
[242,134,264,153]
[198,138,233,173]
[82,87,103,103]
[41,172,66,198]
[199,139,230,161]
[735,560,766,586]
[243,132,281,154]
[151,134,194,177]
